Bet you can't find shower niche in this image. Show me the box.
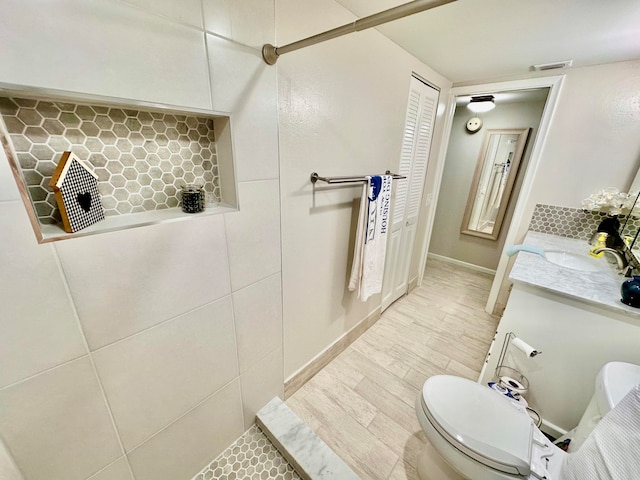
[0,85,238,243]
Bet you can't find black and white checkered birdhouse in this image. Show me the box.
[49,151,105,233]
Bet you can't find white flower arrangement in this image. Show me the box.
[582,188,640,216]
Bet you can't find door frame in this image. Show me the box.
[414,74,565,314]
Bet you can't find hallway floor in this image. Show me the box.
[285,258,500,479]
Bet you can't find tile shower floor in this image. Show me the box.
[286,258,500,480]
[191,425,300,480]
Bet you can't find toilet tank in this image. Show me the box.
[569,361,640,452]
[595,361,640,415]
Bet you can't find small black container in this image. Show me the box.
[181,185,205,213]
[621,276,640,308]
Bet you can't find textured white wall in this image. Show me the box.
[0,2,282,480]
[276,0,452,378]
[430,99,547,270]
[528,60,640,209]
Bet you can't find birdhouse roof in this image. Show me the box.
[49,151,98,191]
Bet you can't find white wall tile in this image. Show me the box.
[206,35,279,182]
[202,0,274,48]
[128,380,244,480]
[233,273,282,372]
[0,0,211,109]
[240,347,283,429]
[224,180,281,291]
[55,215,231,349]
[0,436,24,480]
[0,357,122,480]
[87,457,134,480]
[119,0,203,28]
[93,297,238,451]
[0,202,87,388]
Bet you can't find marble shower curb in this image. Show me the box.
[256,398,360,480]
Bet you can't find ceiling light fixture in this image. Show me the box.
[468,95,495,113]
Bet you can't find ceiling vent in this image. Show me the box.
[531,60,573,71]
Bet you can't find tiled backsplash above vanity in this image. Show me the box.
[529,203,640,240]
[0,97,220,224]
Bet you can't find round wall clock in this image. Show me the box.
[466,117,483,133]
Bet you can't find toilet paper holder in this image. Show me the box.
[494,332,541,395]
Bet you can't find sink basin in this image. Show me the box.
[543,250,603,272]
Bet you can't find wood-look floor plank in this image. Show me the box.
[446,357,482,381]
[306,368,378,428]
[403,368,434,391]
[343,350,419,408]
[351,336,411,378]
[387,343,449,373]
[320,354,366,389]
[388,333,450,369]
[297,388,398,479]
[315,426,379,480]
[355,377,421,434]
[367,411,425,468]
[388,460,419,480]
[285,394,323,431]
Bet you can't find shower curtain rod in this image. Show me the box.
[262,0,457,65]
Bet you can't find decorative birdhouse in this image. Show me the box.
[49,151,105,233]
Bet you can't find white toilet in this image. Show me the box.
[415,363,640,480]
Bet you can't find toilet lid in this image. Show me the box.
[421,375,533,476]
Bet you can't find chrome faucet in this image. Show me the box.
[593,247,628,270]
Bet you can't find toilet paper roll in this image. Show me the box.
[499,375,528,395]
[511,336,540,357]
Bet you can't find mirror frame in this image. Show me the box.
[460,127,531,240]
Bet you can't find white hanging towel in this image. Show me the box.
[348,175,393,301]
[562,384,640,479]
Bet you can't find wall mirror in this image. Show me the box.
[623,170,640,263]
[461,128,530,240]
[619,192,640,242]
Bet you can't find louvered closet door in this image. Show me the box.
[382,76,439,311]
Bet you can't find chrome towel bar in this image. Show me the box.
[310,171,406,184]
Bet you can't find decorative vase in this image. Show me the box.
[621,276,640,308]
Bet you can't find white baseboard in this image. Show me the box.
[427,253,497,275]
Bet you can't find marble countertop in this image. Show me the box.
[509,231,640,319]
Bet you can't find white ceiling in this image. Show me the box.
[334,0,640,83]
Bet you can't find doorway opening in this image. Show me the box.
[415,75,565,314]
[429,88,549,274]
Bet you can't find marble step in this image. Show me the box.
[257,397,360,480]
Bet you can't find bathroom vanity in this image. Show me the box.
[479,231,640,437]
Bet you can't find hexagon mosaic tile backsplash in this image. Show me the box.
[0,96,220,224]
[529,203,640,241]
